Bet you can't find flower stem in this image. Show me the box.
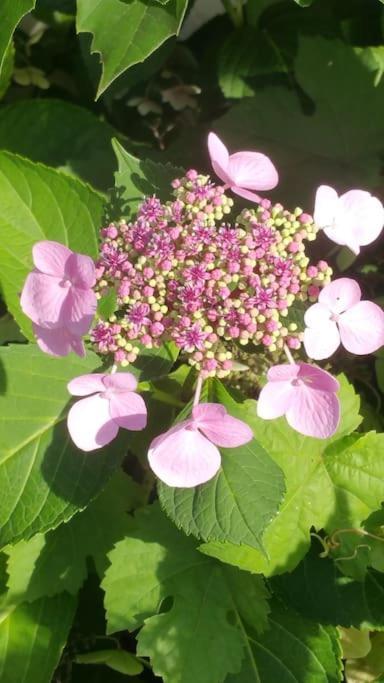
[283,344,296,365]
[111,364,117,374]
[193,374,203,407]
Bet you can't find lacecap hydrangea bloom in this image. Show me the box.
[19,132,384,487]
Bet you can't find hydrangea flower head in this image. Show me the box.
[207,132,278,203]
[148,403,253,487]
[93,170,330,376]
[21,240,97,356]
[257,362,340,439]
[67,372,147,451]
[314,185,384,254]
[304,277,384,359]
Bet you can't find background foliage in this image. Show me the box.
[0,0,384,682]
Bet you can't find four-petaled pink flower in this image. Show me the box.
[257,363,340,439]
[21,240,97,357]
[314,185,384,255]
[148,403,253,487]
[304,278,384,360]
[207,132,278,203]
[67,373,147,451]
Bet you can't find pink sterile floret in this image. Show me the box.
[314,185,384,255]
[257,362,340,439]
[20,240,97,357]
[67,372,147,451]
[304,277,384,360]
[207,132,278,203]
[148,402,253,488]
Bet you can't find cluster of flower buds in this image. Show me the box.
[19,132,384,488]
[92,172,331,377]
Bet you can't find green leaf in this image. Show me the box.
[215,37,384,206]
[272,544,384,630]
[218,28,285,99]
[0,593,76,683]
[158,379,285,553]
[0,41,14,100]
[0,1,35,77]
[97,288,117,321]
[103,502,271,683]
[0,100,117,190]
[76,0,188,97]
[0,315,25,345]
[1,472,142,605]
[0,151,103,339]
[0,345,125,548]
[76,650,143,675]
[200,377,368,576]
[131,342,179,382]
[112,138,183,217]
[226,600,342,683]
[355,47,384,87]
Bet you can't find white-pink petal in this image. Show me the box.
[109,391,147,431]
[313,185,339,229]
[257,380,295,420]
[286,386,340,439]
[207,132,231,184]
[67,373,106,396]
[63,287,97,335]
[34,324,85,357]
[319,278,361,314]
[67,394,118,451]
[148,425,221,488]
[230,186,262,203]
[32,240,72,277]
[303,322,340,360]
[339,301,384,355]
[228,151,278,191]
[21,272,69,327]
[65,252,96,288]
[103,373,138,393]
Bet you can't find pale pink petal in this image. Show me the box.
[33,324,73,357]
[63,287,97,335]
[192,403,253,447]
[67,394,118,451]
[313,185,339,229]
[103,373,138,392]
[339,301,384,355]
[21,272,69,327]
[339,190,384,249]
[297,363,340,393]
[319,278,361,314]
[257,380,296,419]
[228,152,278,191]
[70,336,86,358]
[109,391,147,431]
[148,425,221,488]
[304,302,333,327]
[267,364,299,382]
[65,252,96,288]
[202,416,253,447]
[303,322,340,360]
[207,132,231,184]
[67,373,106,396]
[32,241,72,277]
[231,186,262,203]
[287,386,340,439]
[192,403,227,422]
